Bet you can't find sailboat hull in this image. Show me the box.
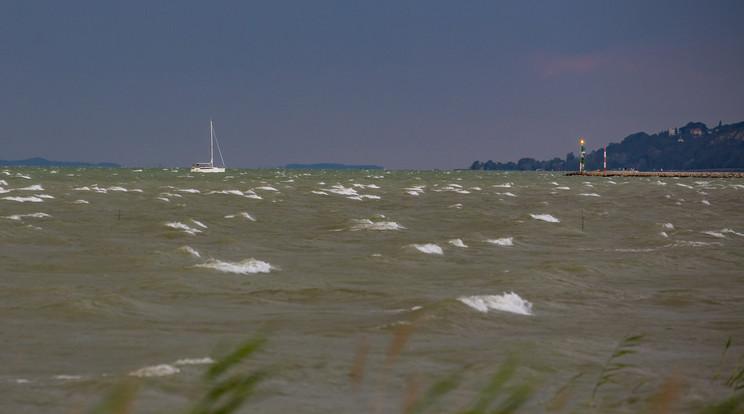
[190,166,225,173]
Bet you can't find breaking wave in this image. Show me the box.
[458,292,533,315]
[530,213,560,223]
[196,258,275,274]
[486,237,514,246]
[411,243,443,255]
[129,364,180,378]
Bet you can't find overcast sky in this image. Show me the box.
[2,1,743,168]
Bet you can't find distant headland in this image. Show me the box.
[0,157,120,168]
[285,163,383,170]
[470,121,744,171]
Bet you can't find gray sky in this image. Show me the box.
[2,1,743,169]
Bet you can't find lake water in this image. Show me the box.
[1,168,743,413]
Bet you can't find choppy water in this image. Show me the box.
[2,168,743,413]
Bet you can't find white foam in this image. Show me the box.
[2,196,44,203]
[555,186,571,190]
[311,190,328,195]
[196,258,275,274]
[660,231,669,238]
[35,194,54,199]
[108,186,128,192]
[179,246,201,258]
[458,292,533,315]
[129,364,180,378]
[449,203,463,209]
[359,194,381,200]
[486,237,514,246]
[703,231,726,239]
[73,199,89,204]
[4,212,51,221]
[156,197,170,202]
[702,200,710,206]
[16,184,44,191]
[530,213,560,223]
[579,193,601,197]
[74,186,91,191]
[722,228,744,237]
[165,222,202,235]
[322,185,358,196]
[676,183,694,189]
[448,239,468,248]
[174,357,214,366]
[0,180,7,186]
[663,223,675,230]
[178,188,201,193]
[54,375,82,380]
[255,186,278,191]
[411,243,444,255]
[190,219,208,229]
[351,219,405,231]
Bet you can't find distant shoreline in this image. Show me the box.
[0,157,120,168]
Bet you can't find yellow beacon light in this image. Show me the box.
[580,138,585,145]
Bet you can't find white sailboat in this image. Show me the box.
[191,119,226,173]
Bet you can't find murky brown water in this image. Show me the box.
[1,168,743,413]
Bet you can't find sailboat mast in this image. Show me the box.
[210,119,214,166]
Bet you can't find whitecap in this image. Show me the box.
[54,375,82,380]
[530,213,560,223]
[448,203,463,209]
[74,186,91,191]
[676,183,694,189]
[196,258,275,274]
[174,357,214,366]
[178,188,201,193]
[179,246,201,258]
[663,223,675,230]
[2,196,44,203]
[722,228,744,237]
[4,212,51,221]
[351,219,405,231]
[702,200,710,206]
[448,239,468,248]
[156,197,170,202]
[486,237,514,246]
[73,199,89,204]
[555,187,571,190]
[16,184,44,191]
[108,186,128,192]
[255,186,278,191]
[660,231,669,238]
[207,189,245,197]
[129,364,180,378]
[411,243,443,255]
[311,190,328,195]
[165,222,202,235]
[322,185,358,196]
[703,231,726,239]
[579,193,600,197]
[190,219,208,229]
[458,292,533,315]
[359,194,381,200]
[35,194,54,199]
